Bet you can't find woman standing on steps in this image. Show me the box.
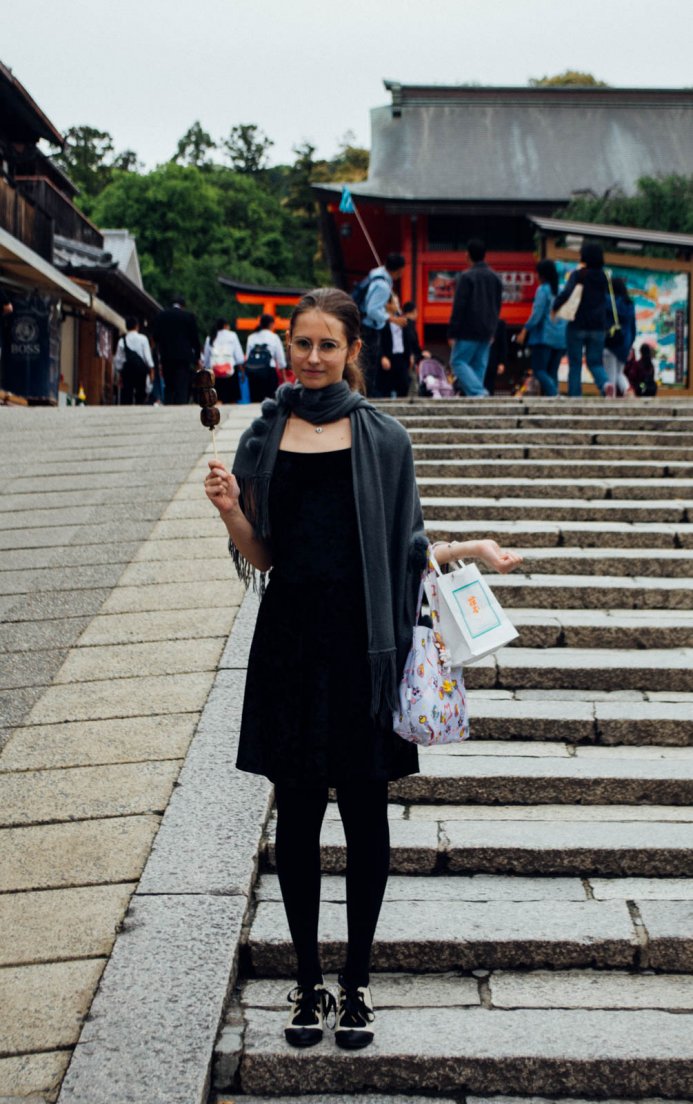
[204,288,519,1051]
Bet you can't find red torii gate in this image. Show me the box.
[217,276,306,334]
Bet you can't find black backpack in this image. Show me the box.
[351,273,388,319]
[122,336,148,371]
[246,342,272,370]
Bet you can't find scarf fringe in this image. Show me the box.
[228,539,266,596]
[369,649,399,719]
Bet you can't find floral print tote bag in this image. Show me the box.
[393,567,469,747]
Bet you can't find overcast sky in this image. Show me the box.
[4,0,693,168]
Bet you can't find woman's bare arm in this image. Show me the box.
[432,539,522,574]
[205,461,272,572]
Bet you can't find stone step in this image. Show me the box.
[397,413,693,432]
[262,802,693,873]
[465,694,693,745]
[481,646,693,691]
[255,870,693,904]
[418,476,693,500]
[214,1095,693,1104]
[246,875,693,974]
[462,646,693,689]
[426,518,693,549]
[502,608,693,648]
[247,898,643,975]
[422,497,692,522]
[409,427,693,447]
[414,457,693,480]
[467,572,693,610]
[385,746,693,806]
[383,397,693,417]
[234,1003,693,1097]
[412,442,693,461]
[497,548,693,577]
[214,1097,693,1104]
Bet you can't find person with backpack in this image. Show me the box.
[203,318,245,404]
[354,253,407,396]
[245,314,288,402]
[114,316,154,404]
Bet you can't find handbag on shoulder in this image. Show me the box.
[555,282,583,322]
[605,271,622,342]
[393,573,469,747]
[424,546,518,665]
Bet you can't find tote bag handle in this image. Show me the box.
[429,543,464,577]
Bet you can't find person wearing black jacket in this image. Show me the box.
[448,239,503,396]
[551,243,610,396]
[152,295,201,404]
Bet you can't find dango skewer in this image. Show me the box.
[193,368,219,459]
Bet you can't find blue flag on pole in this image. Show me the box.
[339,185,356,214]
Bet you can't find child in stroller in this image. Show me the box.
[418,356,456,399]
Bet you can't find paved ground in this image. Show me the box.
[0,403,256,1102]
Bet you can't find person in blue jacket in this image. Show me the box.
[517,260,567,396]
[551,243,610,396]
[603,277,636,397]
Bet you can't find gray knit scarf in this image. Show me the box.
[231,381,428,719]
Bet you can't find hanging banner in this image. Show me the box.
[2,292,58,402]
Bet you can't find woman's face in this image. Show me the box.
[288,309,361,389]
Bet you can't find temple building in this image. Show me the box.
[313,81,693,371]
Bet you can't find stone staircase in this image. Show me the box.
[211,398,693,1103]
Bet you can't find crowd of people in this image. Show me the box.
[115,241,657,406]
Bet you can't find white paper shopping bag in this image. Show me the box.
[424,550,518,665]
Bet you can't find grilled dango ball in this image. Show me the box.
[193,368,219,429]
[200,405,220,428]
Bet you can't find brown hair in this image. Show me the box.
[289,287,366,393]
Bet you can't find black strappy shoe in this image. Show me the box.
[334,977,375,1049]
[284,983,336,1047]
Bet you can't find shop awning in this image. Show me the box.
[90,295,125,330]
[0,225,90,305]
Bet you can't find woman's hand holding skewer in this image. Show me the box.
[204,460,272,572]
[205,461,240,518]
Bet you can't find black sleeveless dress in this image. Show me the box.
[236,448,419,787]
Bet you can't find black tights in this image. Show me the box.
[273,780,390,990]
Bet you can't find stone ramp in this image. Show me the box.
[0,405,258,1104]
[213,398,693,1103]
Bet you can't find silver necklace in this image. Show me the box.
[290,413,324,434]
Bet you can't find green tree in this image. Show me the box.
[222,124,273,173]
[89,162,317,332]
[54,126,125,204]
[559,174,693,236]
[112,149,142,173]
[323,131,369,182]
[530,70,609,87]
[172,122,216,169]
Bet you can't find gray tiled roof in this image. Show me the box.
[318,85,693,204]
